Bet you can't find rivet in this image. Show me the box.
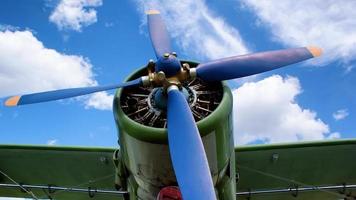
[272,153,279,162]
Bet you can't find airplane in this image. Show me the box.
[1,9,356,200]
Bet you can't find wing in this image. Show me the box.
[0,145,123,200]
[235,139,356,200]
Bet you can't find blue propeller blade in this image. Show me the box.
[196,47,322,82]
[147,10,172,58]
[5,78,142,106]
[167,85,216,200]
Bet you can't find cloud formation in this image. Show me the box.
[333,109,349,121]
[241,0,356,66]
[85,91,113,110]
[233,75,336,144]
[134,0,336,144]
[49,0,102,31]
[0,29,112,110]
[136,0,249,60]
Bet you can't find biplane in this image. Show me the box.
[1,9,355,200]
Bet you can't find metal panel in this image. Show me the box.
[0,145,122,200]
[235,139,356,199]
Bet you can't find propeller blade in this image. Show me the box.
[167,85,216,200]
[196,47,322,81]
[4,78,142,107]
[147,10,172,58]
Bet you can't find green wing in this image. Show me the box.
[235,139,356,200]
[0,145,122,200]
[2,139,356,200]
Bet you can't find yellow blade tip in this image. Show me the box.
[5,95,21,107]
[307,46,323,57]
[146,10,160,15]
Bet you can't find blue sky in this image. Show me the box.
[0,0,355,148]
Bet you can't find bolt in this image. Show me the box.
[157,71,166,82]
[172,52,177,57]
[163,53,170,58]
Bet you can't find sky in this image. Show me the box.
[1,0,356,150]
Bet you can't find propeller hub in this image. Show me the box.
[155,54,181,77]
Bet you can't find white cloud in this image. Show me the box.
[241,0,356,66]
[333,109,349,121]
[136,0,249,60]
[134,0,337,145]
[0,30,94,96]
[233,75,336,145]
[85,91,113,110]
[0,29,112,110]
[47,139,58,145]
[49,0,103,31]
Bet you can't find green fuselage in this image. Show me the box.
[113,62,236,200]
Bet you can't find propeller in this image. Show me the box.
[145,11,321,200]
[147,10,181,76]
[167,85,216,200]
[196,46,322,82]
[4,9,323,200]
[146,10,172,59]
[4,78,142,106]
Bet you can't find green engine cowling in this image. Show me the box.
[113,61,236,200]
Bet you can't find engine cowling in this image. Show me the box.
[113,61,236,200]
